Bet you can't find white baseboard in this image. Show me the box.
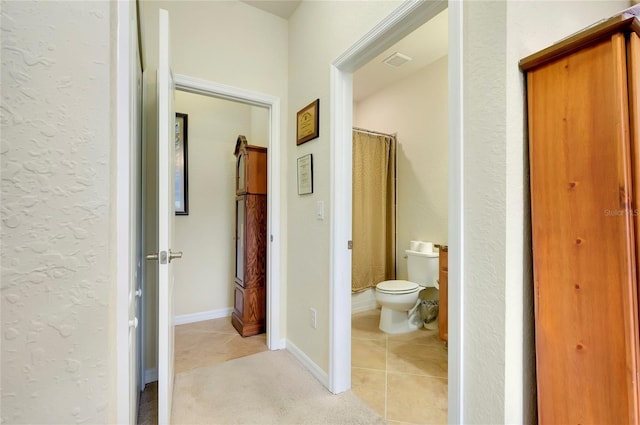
[269,337,287,351]
[173,307,233,326]
[351,288,378,314]
[144,368,157,384]
[286,339,329,389]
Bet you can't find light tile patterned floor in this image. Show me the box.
[136,317,267,424]
[351,309,448,425]
[138,311,447,424]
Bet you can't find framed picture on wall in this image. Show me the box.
[175,112,189,215]
[297,154,313,195]
[296,99,319,145]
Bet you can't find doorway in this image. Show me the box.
[170,90,268,329]
[138,73,285,423]
[174,74,284,351]
[329,0,463,422]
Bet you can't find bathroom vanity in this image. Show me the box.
[438,246,448,343]
[232,135,267,337]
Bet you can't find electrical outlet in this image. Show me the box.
[309,308,317,329]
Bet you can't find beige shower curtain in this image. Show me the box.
[352,129,396,293]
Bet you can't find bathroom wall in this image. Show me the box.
[354,56,448,281]
[173,91,268,319]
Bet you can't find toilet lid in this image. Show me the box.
[377,280,420,294]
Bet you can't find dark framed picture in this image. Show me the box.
[296,99,319,145]
[175,112,189,215]
[297,154,313,195]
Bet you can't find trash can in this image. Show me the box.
[419,299,439,330]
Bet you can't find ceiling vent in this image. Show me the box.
[383,52,413,67]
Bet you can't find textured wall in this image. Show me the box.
[462,3,508,422]
[1,1,112,422]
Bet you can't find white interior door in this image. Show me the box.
[133,32,144,423]
[156,8,178,425]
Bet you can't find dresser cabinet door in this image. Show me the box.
[527,34,640,424]
[235,197,245,287]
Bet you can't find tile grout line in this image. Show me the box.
[384,331,389,421]
[387,370,449,380]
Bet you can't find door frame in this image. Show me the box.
[115,0,140,422]
[329,0,464,422]
[173,74,285,350]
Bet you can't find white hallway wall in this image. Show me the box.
[1,1,118,423]
[289,0,629,422]
[0,0,631,422]
[354,55,448,280]
[140,0,288,372]
[173,91,268,318]
[287,0,404,374]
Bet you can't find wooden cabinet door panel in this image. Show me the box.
[528,34,639,424]
[244,195,267,289]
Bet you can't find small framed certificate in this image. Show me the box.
[296,99,319,145]
[297,154,313,195]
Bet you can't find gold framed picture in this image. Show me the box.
[296,99,319,145]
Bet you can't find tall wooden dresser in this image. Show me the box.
[232,135,267,337]
[521,7,640,424]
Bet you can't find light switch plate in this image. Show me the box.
[310,308,317,329]
[316,201,324,220]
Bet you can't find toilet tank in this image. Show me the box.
[406,247,439,287]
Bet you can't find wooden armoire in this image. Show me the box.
[521,6,640,424]
[232,135,267,337]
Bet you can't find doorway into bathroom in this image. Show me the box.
[348,7,449,423]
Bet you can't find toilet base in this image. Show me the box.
[379,306,423,334]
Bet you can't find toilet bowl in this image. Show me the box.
[375,243,439,334]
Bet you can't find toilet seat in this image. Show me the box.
[376,280,420,295]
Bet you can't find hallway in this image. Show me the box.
[137,318,267,424]
[138,313,447,424]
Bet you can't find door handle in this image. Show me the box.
[145,251,182,264]
[135,289,142,297]
[169,250,183,263]
[129,317,138,328]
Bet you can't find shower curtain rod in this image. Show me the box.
[353,127,396,138]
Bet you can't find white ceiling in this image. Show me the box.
[353,8,448,102]
[240,0,301,20]
[239,2,448,103]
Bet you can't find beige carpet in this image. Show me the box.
[172,350,385,425]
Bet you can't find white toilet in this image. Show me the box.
[375,242,439,334]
